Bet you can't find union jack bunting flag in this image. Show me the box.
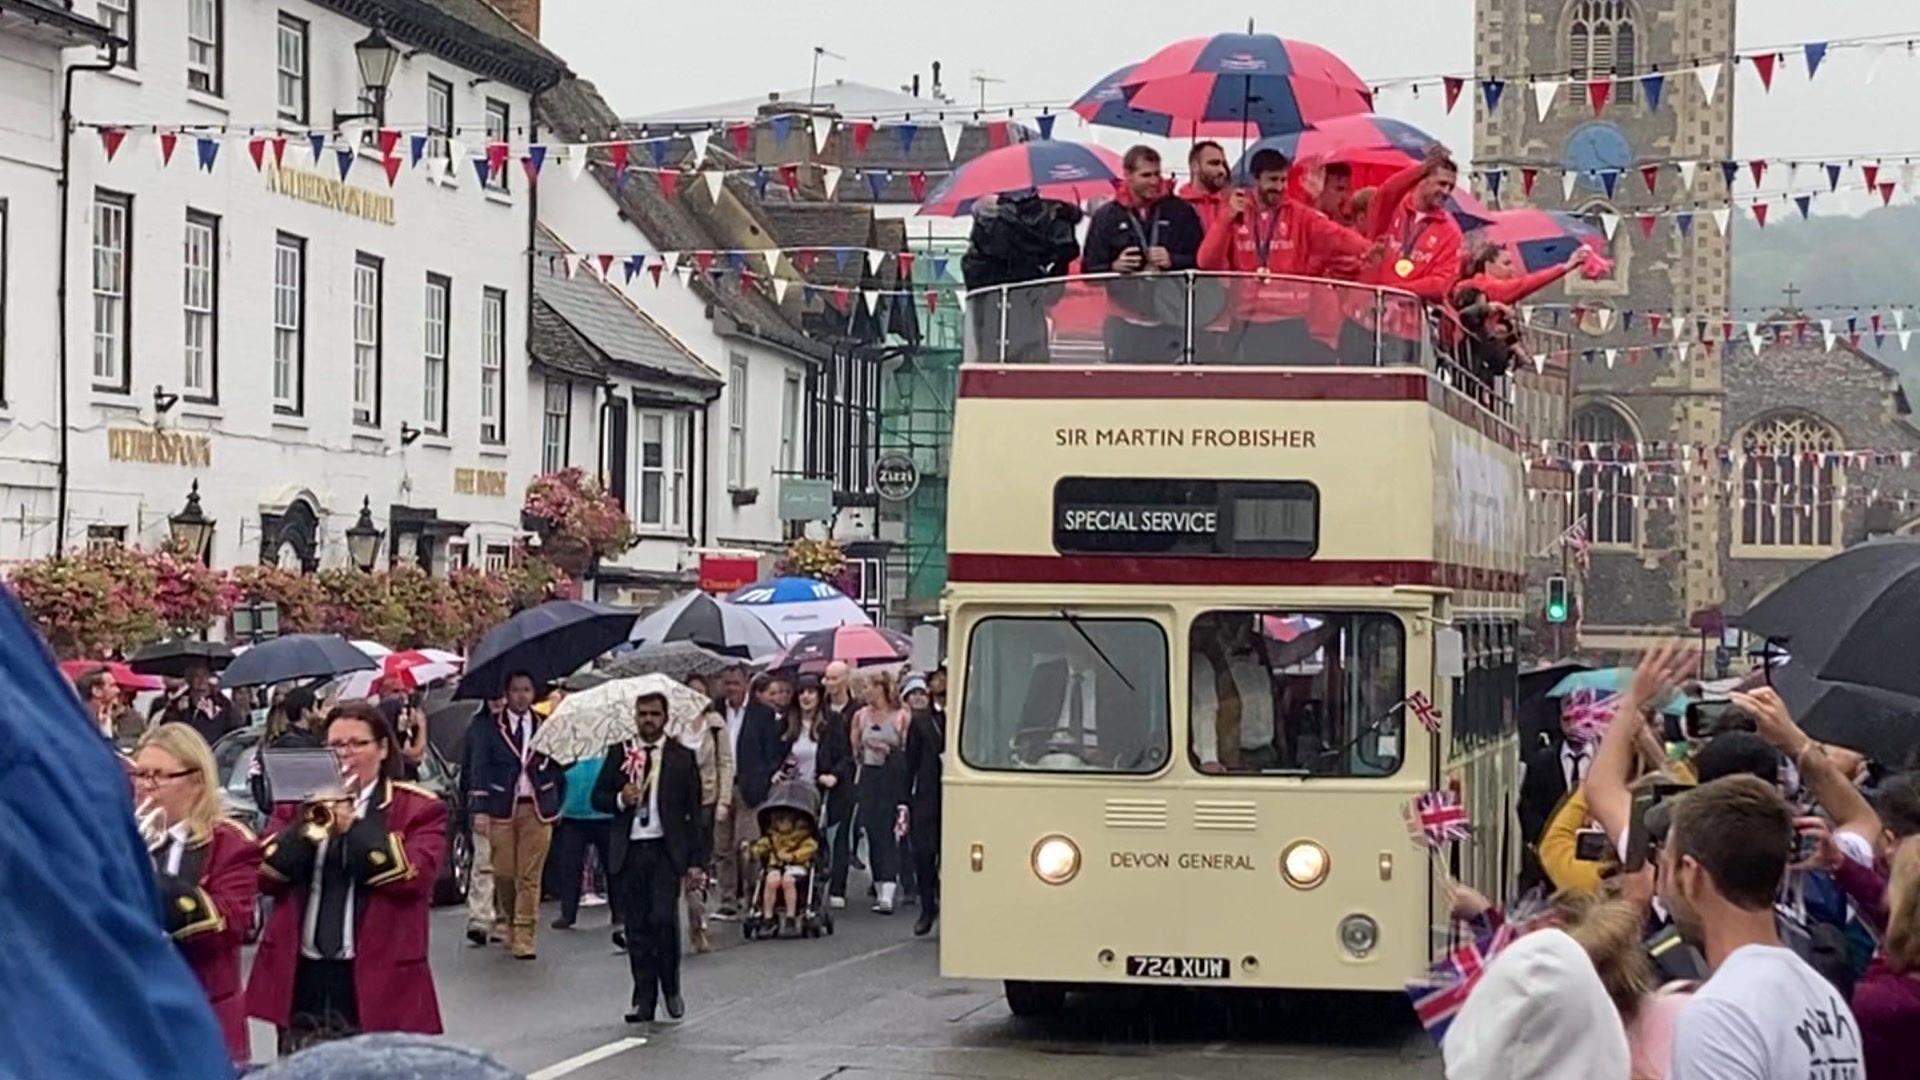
[1406,691,1443,733]
[1408,790,1472,850]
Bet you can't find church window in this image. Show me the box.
[1738,414,1840,553]
[1573,404,1637,546]
[1569,0,1637,103]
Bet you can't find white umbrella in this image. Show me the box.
[352,640,393,660]
[530,673,710,765]
[726,576,872,643]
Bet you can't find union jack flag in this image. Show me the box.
[1567,516,1591,572]
[623,742,650,782]
[1406,920,1514,1040]
[1406,691,1442,733]
[1408,790,1472,850]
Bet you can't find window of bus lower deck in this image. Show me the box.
[959,615,1171,774]
[1187,611,1405,776]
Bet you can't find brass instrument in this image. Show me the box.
[298,767,362,843]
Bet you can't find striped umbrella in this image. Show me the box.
[1471,208,1604,272]
[1232,114,1437,186]
[917,140,1122,216]
[1119,33,1373,144]
[767,625,912,674]
[1072,62,1187,136]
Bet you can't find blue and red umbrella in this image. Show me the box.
[918,140,1123,216]
[1072,62,1194,137]
[1471,209,1605,272]
[1233,115,1437,185]
[1118,33,1373,141]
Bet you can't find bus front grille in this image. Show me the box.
[1104,799,1169,829]
[1193,800,1259,831]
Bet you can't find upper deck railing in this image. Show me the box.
[962,270,1515,423]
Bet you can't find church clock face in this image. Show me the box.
[1563,122,1633,195]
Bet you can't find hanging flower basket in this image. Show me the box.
[522,468,634,563]
[539,533,595,577]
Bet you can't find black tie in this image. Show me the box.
[314,838,351,958]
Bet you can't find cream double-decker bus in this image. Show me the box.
[941,272,1526,1014]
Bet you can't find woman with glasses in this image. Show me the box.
[246,701,447,1052]
[131,724,260,1066]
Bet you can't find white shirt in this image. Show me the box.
[161,823,191,876]
[787,728,819,784]
[625,741,665,842]
[507,712,536,799]
[301,783,377,960]
[1559,741,1591,791]
[1190,652,1276,765]
[724,700,748,756]
[1053,668,1099,748]
[1669,944,1862,1080]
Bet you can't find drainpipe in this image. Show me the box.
[55,41,121,555]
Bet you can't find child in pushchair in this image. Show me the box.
[743,779,835,939]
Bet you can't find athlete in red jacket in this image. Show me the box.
[1345,149,1463,364]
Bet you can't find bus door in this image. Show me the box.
[1444,619,1520,907]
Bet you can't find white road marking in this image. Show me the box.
[794,940,915,980]
[526,1037,647,1080]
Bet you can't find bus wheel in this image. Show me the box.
[1004,980,1067,1017]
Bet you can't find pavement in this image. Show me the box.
[249,888,1441,1079]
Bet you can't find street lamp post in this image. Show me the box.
[332,18,400,128]
[346,497,384,571]
[168,480,215,563]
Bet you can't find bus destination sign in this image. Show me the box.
[1053,478,1318,558]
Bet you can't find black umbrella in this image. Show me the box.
[1739,537,1920,642]
[456,600,640,700]
[1814,552,1920,698]
[219,634,375,690]
[597,640,742,684]
[128,639,234,678]
[1770,664,1920,768]
[627,591,781,659]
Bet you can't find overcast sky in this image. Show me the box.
[547,0,1920,217]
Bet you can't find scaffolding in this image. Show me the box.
[879,239,966,619]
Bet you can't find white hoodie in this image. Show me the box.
[1442,928,1631,1080]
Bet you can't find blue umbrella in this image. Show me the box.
[727,576,871,642]
[456,600,640,700]
[220,633,375,690]
[1071,62,1183,136]
[1547,667,1692,715]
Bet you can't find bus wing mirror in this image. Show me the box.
[1436,628,1465,680]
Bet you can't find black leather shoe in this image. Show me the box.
[551,918,575,930]
[913,911,936,937]
[465,927,487,947]
[624,1007,653,1024]
[611,929,627,950]
[665,994,686,1019]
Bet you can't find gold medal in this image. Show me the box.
[1394,257,1416,278]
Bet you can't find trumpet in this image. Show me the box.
[299,768,363,841]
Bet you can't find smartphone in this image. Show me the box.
[1622,792,1656,872]
[1792,829,1821,864]
[1574,827,1611,862]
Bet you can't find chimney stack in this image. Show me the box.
[931,60,942,98]
[496,0,541,38]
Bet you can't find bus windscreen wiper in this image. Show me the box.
[1057,609,1136,692]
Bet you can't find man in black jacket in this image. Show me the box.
[1081,145,1204,363]
[963,191,1082,362]
[592,691,707,1024]
[466,672,566,959]
[899,699,944,936]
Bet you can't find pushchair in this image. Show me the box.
[740,778,835,940]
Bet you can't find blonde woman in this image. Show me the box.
[132,725,259,1065]
[850,668,910,913]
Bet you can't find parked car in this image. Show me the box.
[212,723,474,928]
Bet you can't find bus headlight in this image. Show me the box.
[1280,840,1330,889]
[1338,914,1379,957]
[1031,835,1081,885]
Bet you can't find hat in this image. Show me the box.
[1441,928,1630,1080]
[901,673,929,696]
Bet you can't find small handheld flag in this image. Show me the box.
[1408,790,1472,850]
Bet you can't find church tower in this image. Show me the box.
[1474,0,1735,648]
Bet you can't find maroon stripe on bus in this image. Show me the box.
[957,367,1522,451]
[948,553,1525,593]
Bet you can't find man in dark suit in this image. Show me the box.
[898,699,944,936]
[1518,703,1597,889]
[1014,652,1154,771]
[592,691,707,1024]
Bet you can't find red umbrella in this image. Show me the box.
[59,659,164,693]
[1120,33,1373,143]
[1472,209,1605,272]
[768,625,912,674]
[918,140,1123,216]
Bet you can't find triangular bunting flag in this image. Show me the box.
[1480,79,1505,113]
[1641,165,1659,194]
[728,123,752,155]
[606,141,634,178]
[1599,212,1620,240]
[1482,170,1501,199]
[248,136,267,172]
[196,135,219,171]
[850,120,875,152]
[646,137,668,169]
[865,249,885,275]
[686,130,710,167]
[863,289,880,316]
[1443,77,1464,114]
[1532,80,1559,122]
[623,255,644,284]
[377,128,400,159]
[1641,72,1665,110]
[1521,167,1537,196]
[772,276,790,304]
[383,155,403,186]
[1561,170,1578,202]
[1747,323,1764,354]
[99,126,126,161]
[896,251,916,279]
[309,132,327,164]
[1675,212,1694,236]
[1587,79,1611,115]
[561,253,581,280]
[471,155,490,185]
[1880,181,1897,206]
[794,249,818,273]
[1720,160,1739,189]
[338,148,358,180]
[158,130,179,167]
[986,121,1011,150]
[648,263,664,287]
[779,162,799,195]
[898,122,918,154]
[596,253,616,279]
[908,171,928,200]
[564,145,588,180]
[1036,112,1057,140]
[410,133,427,167]
[1600,170,1619,197]
[1677,342,1692,364]
[703,169,724,201]
[1677,160,1697,189]
[1751,52,1777,92]
[1604,348,1618,369]
[1752,202,1769,228]
[1826,162,1842,191]
[1803,42,1828,79]
[528,144,547,175]
[864,170,889,199]
[658,170,680,198]
[1749,159,1766,187]
[769,114,791,146]
[831,248,851,273]
[1794,194,1812,219]
[1648,312,1664,335]
[487,141,509,177]
[941,121,964,161]
[520,155,540,184]
[692,250,715,275]
[1865,42,1889,84]
[1696,62,1722,103]
[272,135,287,168]
[1637,213,1657,238]
[674,263,693,287]
[1711,208,1731,236]
[1864,162,1881,190]
[822,165,842,198]
[925,289,941,315]
[753,168,771,200]
[809,116,831,155]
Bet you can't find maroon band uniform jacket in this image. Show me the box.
[160,819,260,1062]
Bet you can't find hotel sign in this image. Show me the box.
[454,467,508,497]
[265,163,396,226]
[107,428,211,467]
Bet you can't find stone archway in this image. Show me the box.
[259,496,321,572]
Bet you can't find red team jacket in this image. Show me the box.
[162,819,260,1063]
[245,778,447,1035]
[1197,199,1373,323]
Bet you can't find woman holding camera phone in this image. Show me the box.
[246,701,447,1052]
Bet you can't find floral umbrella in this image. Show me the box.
[529,673,710,764]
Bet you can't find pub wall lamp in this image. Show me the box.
[153,385,180,415]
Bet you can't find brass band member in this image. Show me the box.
[132,725,259,1066]
[245,701,446,1051]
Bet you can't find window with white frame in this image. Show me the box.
[86,524,127,552]
[352,254,382,426]
[99,0,133,65]
[445,538,468,571]
[726,355,748,488]
[639,410,690,531]
[1573,404,1636,546]
[483,543,510,572]
[1739,414,1840,552]
[423,274,449,433]
[182,211,217,400]
[91,190,131,391]
[426,76,454,172]
[187,0,221,94]
[272,233,304,413]
[276,15,307,124]
[542,379,571,472]
[480,288,506,443]
[484,99,510,192]
[780,372,802,472]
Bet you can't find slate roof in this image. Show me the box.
[757,203,906,289]
[0,0,112,44]
[329,0,568,92]
[536,75,833,362]
[632,80,944,126]
[532,227,721,394]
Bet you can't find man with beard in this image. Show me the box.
[1176,140,1232,232]
[1661,775,1862,1080]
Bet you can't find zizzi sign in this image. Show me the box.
[1053,477,1318,558]
[873,452,920,502]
